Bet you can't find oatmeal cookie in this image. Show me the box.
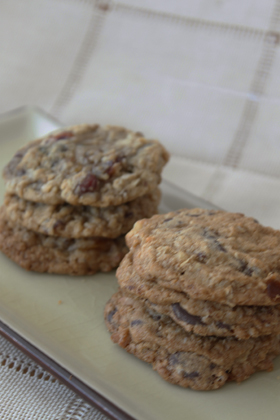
[104,291,280,390]
[0,207,127,275]
[4,189,160,238]
[117,252,280,339]
[126,208,280,306]
[3,125,169,206]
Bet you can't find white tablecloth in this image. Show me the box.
[1,0,280,418]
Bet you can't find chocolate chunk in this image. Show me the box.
[216,321,231,331]
[130,319,143,326]
[239,261,247,272]
[202,228,226,252]
[124,211,134,219]
[172,303,205,326]
[57,145,68,152]
[107,308,117,323]
[75,173,100,196]
[244,267,253,276]
[169,353,180,366]
[215,241,226,252]
[16,169,26,176]
[239,260,253,276]
[267,279,280,301]
[38,146,48,155]
[202,228,215,239]
[183,371,200,379]
[14,151,24,158]
[163,218,173,223]
[169,353,199,379]
[150,313,162,322]
[51,159,59,168]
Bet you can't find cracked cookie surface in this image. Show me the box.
[117,252,280,339]
[126,208,280,306]
[104,291,280,390]
[4,189,160,238]
[0,207,128,275]
[3,125,169,206]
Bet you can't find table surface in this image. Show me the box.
[2,1,280,419]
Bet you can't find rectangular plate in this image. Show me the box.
[0,107,279,420]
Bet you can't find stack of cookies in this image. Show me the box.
[105,208,280,390]
[0,124,169,275]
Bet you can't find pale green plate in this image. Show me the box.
[0,107,278,420]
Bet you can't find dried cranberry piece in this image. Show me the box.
[267,279,280,301]
[75,173,100,196]
[105,161,114,176]
[105,156,124,177]
[53,220,65,231]
[53,130,73,141]
[196,252,207,263]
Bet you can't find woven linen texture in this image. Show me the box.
[0,335,109,420]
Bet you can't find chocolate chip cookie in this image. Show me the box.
[4,189,160,239]
[117,252,280,339]
[0,207,127,275]
[105,290,280,390]
[126,208,280,306]
[3,125,169,206]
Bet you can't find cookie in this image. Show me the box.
[0,208,127,275]
[4,189,160,239]
[105,291,280,390]
[117,252,280,339]
[3,125,169,206]
[126,208,280,306]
